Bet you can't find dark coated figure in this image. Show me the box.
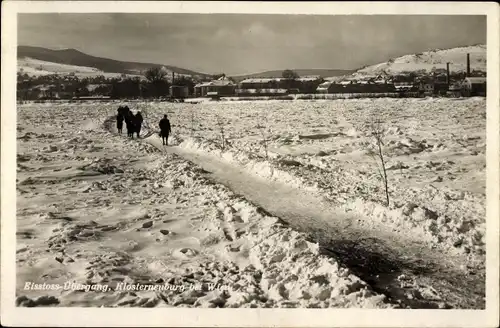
[123,106,135,138]
[134,111,144,138]
[159,115,171,146]
[116,107,125,134]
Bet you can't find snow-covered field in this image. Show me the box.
[16,98,486,309]
[146,98,486,256]
[16,102,391,308]
[355,45,486,75]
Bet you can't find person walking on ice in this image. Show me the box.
[125,111,134,138]
[159,114,171,146]
[134,111,144,138]
[116,107,124,134]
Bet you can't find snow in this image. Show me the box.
[16,102,394,308]
[17,58,193,80]
[16,97,485,309]
[134,98,486,261]
[355,45,486,75]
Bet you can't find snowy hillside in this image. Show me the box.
[17,46,211,78]
[18,57,139,78]
[355,45,486,76]
[17,57,194,80]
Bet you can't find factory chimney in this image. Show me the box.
[466,53,471,77]
[172,71,175,84]
[446,62,450,86]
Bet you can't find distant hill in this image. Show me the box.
[354,45,487,76]
[231,69,355,82]
[17,46,211,78]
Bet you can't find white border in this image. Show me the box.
[2,2,499,327]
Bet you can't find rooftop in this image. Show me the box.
[240,78,279,83]
[195,79,235,87]
[464,77,487,83]
[297,76,321,82]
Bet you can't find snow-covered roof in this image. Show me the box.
[464,77,486,84]
[239,78,278,84]
[324,76,347,82]
[87,84,109,92]
[195,79,235,88]
[394,85,414,90]
[235,88,287,94]
[318,81,333,87]
[297,76,321,82]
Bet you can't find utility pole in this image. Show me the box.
[466,53,471,77]
[446,62,450,87]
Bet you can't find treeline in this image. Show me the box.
[17,67,200,100]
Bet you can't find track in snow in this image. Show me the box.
[104,117,485,309]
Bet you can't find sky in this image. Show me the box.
[18,14,486,76]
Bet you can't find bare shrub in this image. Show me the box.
[138,105,155,138]
[366,118,390,206]
[141,105,150,128]
[190,107,196,138]
[256,123,270,160]
[215,114,227,151]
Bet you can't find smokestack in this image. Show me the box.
[172,72,175,84]
[466,53,471,77]
[446,62,450,86]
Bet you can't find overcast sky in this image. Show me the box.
[18,14,486,76]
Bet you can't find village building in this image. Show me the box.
[419,82,435,96]
[432,74,450,95]
[373,74,391,85]
[194,76,236,97]
[169,85,189,99]
[447,83,463,97]
[30,84,73,100]
[316,79,396,94]
[238,78,280,90]
[417,76,445,96]
[237,78,286,96]
[393,81,418,92]
[72,96,112,101]
[236,76,323,95]
[316,81,334,94]
[295,76,324,94]
[461,77,486,97]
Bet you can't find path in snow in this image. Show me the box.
[107,118,484,309]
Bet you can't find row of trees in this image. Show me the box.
[16,64,264,100]
[17,66,204,100]
[22,65,482,101]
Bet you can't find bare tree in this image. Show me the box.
[144,67,169,98]
[256,123,270,160]
[190,107,196,138]
[282,69,300,79]
[144,67,168,84]
[238,107,243,139]
[367,118,390,206]
[215,114,226,151]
